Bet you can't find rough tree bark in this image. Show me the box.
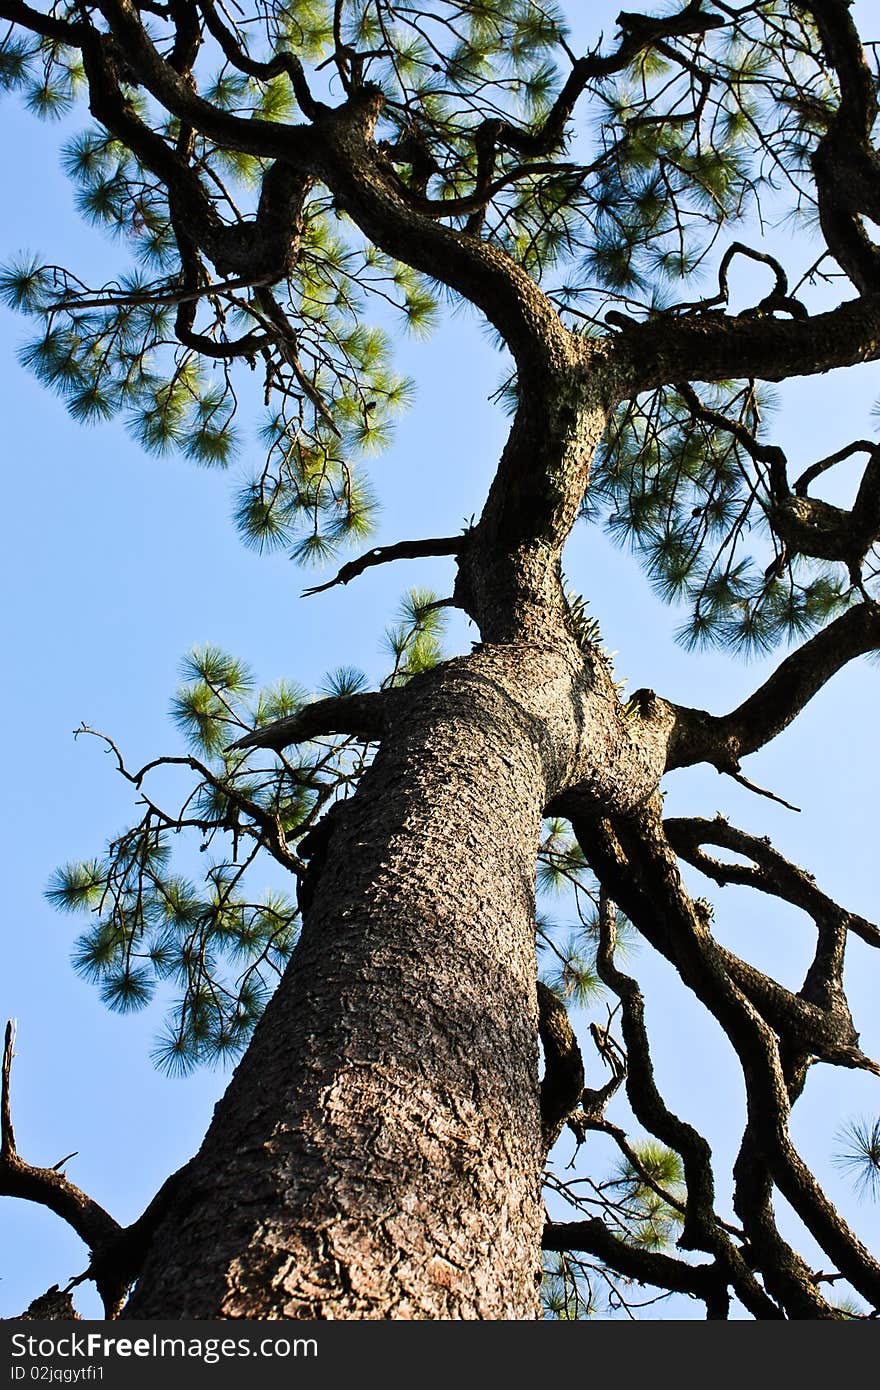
[133,647,557,1318]
[126,551,672,1317]
[3,0,880,1321]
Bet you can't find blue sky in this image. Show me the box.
[1,4,878,1319]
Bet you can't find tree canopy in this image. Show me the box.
[1,0,879,1321]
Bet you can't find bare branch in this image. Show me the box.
[542,1215,728,1313]
[725,768,801,813]
[794,440,877,497]
[577,806,880,1314]
[607,292,880,402]
[0,1022,205,1318]
[228,688,396,752]
[588,897,782,1316]
[666,602,880,770]
[0,1021,124,1315]
[195,0,324,120]
[1,1020,16,1161]
[302,535,463,597]
[74,726,303,873]
[665,815,880,951]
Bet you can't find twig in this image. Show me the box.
[725,767,801,813]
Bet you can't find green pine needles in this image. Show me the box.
[3,2,873,622]
[543,1141,686,1318]
[595,382,855,654]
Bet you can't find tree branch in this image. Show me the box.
[82,0,576,381]
[0,1021,205,1318]
[0,0,85,43]
[666,602,880,770]
[0,1021,124,1315]
[537,981,585,1152]
[501,2,726,161]
[81,1157,198,1310]
[542,1215,728,1314]
[228,688,396,752]
[195,0,324,120]
[302,534,463,596]
[75,726,304,873]
[607,291,880,401]
[396,1,727,220]
[665,815,880,951]
[804,0,880,293]
[675,378,789,498]
[90,0,315,162]
[725,768,801,813]
[794,439,877,497]
[576,805,880,1314]
[587,900,780,1316]
[1,1018,15,1162]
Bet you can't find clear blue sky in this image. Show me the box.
[1,4,878,1320]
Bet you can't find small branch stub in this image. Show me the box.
[2,1019,17,1160]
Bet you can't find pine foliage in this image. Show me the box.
[46,596,444,1074]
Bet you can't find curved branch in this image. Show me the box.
[0,1021,123,1315]
[542,1216,728,1314]
[1,1021,201,1318]
[794,439,877,497]
[195,0,324,120]
[665,815,880,951]
[83,1157,198,1310]
[577,805,880,1314]
[675,379,789,497]
[666,602,880,770]
[714,948,877,1076]
[91,0,315,162]
[587,899,781,1318]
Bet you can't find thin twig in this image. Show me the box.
[725,767,801,813]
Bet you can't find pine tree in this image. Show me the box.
[1,0,880,1319]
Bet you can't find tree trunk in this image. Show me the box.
[124,627,667,1318]
[125,648,552,1317]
